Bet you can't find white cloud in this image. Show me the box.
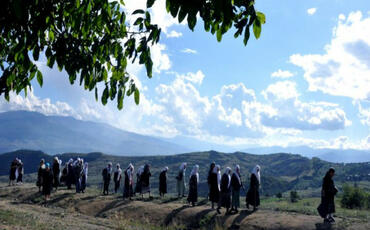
[271,69,294,78]
[290,11,370,101]
[307,8,317,15]
[151,43,171,73]
[167,30,183,38]
[181,48,198,54]
[358,102,370,126]
[262,81,299,101]
[0,89,78,118]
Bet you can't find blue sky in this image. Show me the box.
[1,0,370,151]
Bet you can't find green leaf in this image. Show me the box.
[102,87,109,105]
[134,17,143,25]
[117,88,124,110]
[243,26,250,46]
[95,87,98,101]
[37,70,43,87]
[86,1,92,14]
[134,88,140,105]
[147,0,156,8]
[216,29,222,42]
[33,46,40,61]
[256,12,266,24]
[253,19,262,39]
[132,9,145,15]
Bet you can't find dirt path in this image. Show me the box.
[0,184,368,230]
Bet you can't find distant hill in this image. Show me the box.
[243,146,370,163]
[1,149,369,196]
[0,110,190,155]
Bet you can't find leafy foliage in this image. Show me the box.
[0,0,265,110]
[341,184,370,209]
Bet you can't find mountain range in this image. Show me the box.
[0,110,189,155]
[1,150,369,196]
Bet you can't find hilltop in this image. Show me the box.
[0,183,368,230]
[1,150,369,196]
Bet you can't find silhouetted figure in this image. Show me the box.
[176,162,187,198]
[16,159,24,184]
[207,162,216,200]
[113,164,122,193]
[42,163,53,201]
[52,157,61,190]
[217,167,232,214]
[66,159,74,189]
[9,158,18,186]
[187,165,199,206]
[246,165,260,211]
[81,162,88,193]
[102,163,112,195]
[37,159,46,192]
[159,167,169,197]
[135,166,144,195]
[140,164,152,198]
[60,163,68,185]
[231,165,242,213]
[318,167,338,224]
[123,164,134,200]
[74,158,83,193]
[209,165,221,209]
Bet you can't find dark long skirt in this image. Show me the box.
[81,176,87,192]
[219,191,231,208]
[17,173,23,183]
[209,173,219,203]
[187,175,198,204]
[42,171,53,196]
[318,195,335,218]
[159,171,167,195]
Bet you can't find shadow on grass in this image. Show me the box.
[228,210,253,230]
[315,222,338,230]
[164,205,191,226]
[95,199,127,217]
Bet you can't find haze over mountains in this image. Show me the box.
[0,110,369,162]
[0,110,189,155]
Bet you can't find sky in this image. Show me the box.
[1,0,370,151]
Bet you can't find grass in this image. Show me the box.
[260,197,370,221]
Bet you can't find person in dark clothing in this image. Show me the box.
[9,159,18,186]
[16,160,24,184]
[187,165,199,206]
[37,159,46,192]
[318,168,338,224]
[140,164,152,198]
[113,164,122,193]
[102,163,112,195]
[135,166,144,195]
[217,167,232,214]
[60,164,68,185]
[246,165,260,211]
[66,159,74,189]
[231,165,242,213]
[74,158,83,193]
[123,164,134,200]
[207,162,216,200]
[81,162,88,193]
[209,165,221,209]
[52,157,61,190]
[42,163,54,201]
[159,167,169,197]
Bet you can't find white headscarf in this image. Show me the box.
[224,167,232,188]
[179,162,187,171]
[252,165,261,183]
[161,166,169,172]
[213,165,221,190]
[83,162,88,178]
[137,165,144,176]
[233,165,241,185]
[190,165,199,183]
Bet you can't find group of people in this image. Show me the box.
[100,161,261,214]
[8,158,24,186]
[8,157,338,223]
[36,157,88,200]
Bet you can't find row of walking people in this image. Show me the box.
[36,157,89,200]
[101,162,261,214]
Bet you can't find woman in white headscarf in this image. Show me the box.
[81,162,88,193]
[113,164,122,193]
[230,165,243,213]
[135,165,144,194]
[52,157,61,191]
[123,163,134,199]
[217,167,232,214]
[176,162,187,198]
[187,165,199,206]
[246,165,261,211]
[209,165,221,209]
[159,167,169,197]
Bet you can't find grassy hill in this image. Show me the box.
[1,150,369,197]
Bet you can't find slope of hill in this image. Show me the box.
[0,183,368,230]
[1,150,369,196]
[0,110,189,155]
